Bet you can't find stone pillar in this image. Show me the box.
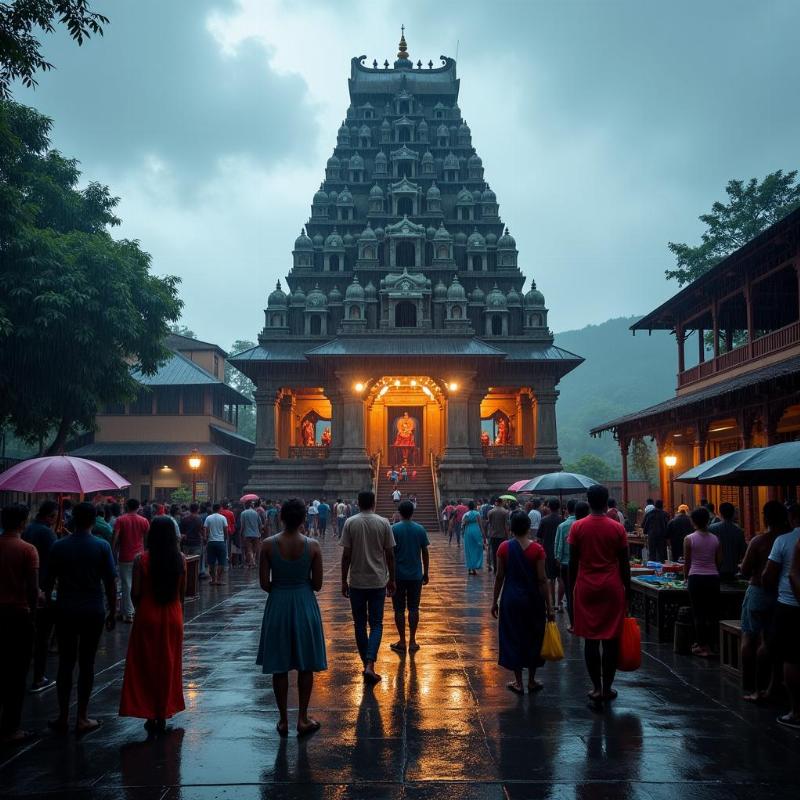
[325,373,371,496]
[532,387,561,468]
[519,391,535,457]
[254,379,280,461]
[439,373,486,494]
[278,392,295,459]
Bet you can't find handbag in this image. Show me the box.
[618,617,642,671]
[540,620,564,661]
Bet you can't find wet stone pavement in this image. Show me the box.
[2,531,799,800]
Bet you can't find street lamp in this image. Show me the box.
[664,453,677,512]
[188,449,202,502]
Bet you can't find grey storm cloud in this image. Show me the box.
[15,0,316,187]
[12,0,800,347]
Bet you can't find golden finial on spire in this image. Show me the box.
[397,24,409,59]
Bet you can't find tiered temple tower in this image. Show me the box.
[231,32,582,498]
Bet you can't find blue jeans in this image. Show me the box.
[349,587,386,664]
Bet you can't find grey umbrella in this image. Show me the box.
[676,441,800,486]
[518,472,598,494]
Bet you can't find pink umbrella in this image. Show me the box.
[0,456,130,496]
[240,493,260,503]
[507,479,533,492]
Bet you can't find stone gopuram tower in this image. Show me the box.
[231,32,583,499]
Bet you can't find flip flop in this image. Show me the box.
[297,719,321,738]
[506,682,525,695]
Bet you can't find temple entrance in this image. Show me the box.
[365,376,447,467]
[395,300,417,328]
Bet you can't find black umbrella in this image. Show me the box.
[676,441,800,486]
[518,472,598,493]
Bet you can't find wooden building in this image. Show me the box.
[70,334,253,502]
[592,207,800,531]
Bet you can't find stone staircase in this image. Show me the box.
[374,467,441,534]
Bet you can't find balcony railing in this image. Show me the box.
[678,320,800,388]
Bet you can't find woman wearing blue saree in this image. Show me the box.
[463,501,486,575]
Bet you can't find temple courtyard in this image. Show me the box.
[2,532,798,800]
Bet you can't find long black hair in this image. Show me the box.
[147,516,185,605]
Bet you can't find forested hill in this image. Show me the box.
[553,316,677,469]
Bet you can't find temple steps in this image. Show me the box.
[374,469,441,533]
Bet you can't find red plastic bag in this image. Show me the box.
[617,617,641,671]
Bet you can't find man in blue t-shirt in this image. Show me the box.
[390,500,430,654]
[317,499,331,541]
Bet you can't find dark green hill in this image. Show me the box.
[553,316,677,469]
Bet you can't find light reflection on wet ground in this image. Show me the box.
[2,532,798,799]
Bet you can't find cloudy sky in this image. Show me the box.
[16,0,800,350]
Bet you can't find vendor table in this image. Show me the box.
[629,577,746,643]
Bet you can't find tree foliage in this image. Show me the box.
[225,339,256,442]
[666,171,800,286]
[0,100,182,453]
[630,437,657,485]
[169,323,196,339]
[564,454,613,482]
[0,1,109,98]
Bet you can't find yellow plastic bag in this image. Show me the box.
[540,621,564,661]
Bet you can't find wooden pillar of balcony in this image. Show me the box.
[676,323,685,374]
[698,327,705,363]
[619,436,630,508]
[745,284,754,358]
[712,302,720,360]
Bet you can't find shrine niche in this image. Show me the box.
[389,408,422,466]
[482,411,511,446]
[299,411,332,447]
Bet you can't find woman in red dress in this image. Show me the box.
[119,516,186,732]
[568,484,630,710]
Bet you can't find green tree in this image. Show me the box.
[666,170,800,286]
[170,485,192,505]
[630,437,657,485]
[564,454,613,482]
[0,1,109,98]
[225,339,256,442]
[0,100,182,453]
[169,324,196,339]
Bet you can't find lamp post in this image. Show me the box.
[188,449,202,503]
[664,453,677,512]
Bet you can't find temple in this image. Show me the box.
[231,32,582,498]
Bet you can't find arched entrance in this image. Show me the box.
[364,376,447,466]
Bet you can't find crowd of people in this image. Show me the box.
[2,482,800,746]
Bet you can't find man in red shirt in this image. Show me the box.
[0,503,39,744]
[448,500,469,548]
[112,498,149,622]
[219,500,237,565]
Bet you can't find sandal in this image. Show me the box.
[777,713,800,730]
[506,682,524,695]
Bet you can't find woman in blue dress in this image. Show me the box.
[491,510,555,694]
[257,498,327,737]
[463,500,486,575]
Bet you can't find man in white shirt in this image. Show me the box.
[335,498,347,539]
[307,501,319,537]
[763,505,800,729]
[340,490,396,685]
[392,488,402,505]
[203,503,228,585]
[528,498,542,536]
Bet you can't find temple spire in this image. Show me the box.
[397,25,409,60]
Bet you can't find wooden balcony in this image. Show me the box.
[678,320,800,388]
